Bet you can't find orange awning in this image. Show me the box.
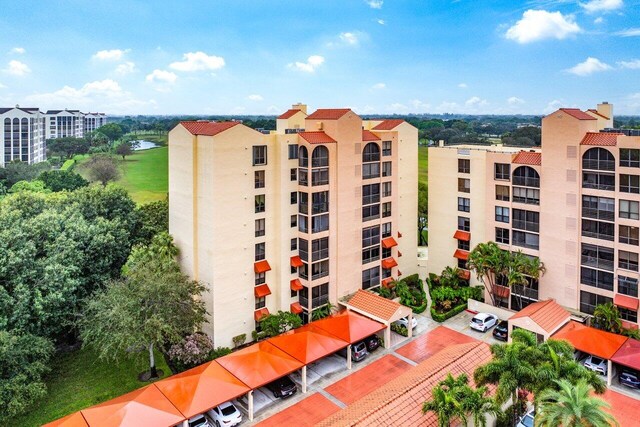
[454,249,469,261]
[381,237,398,249]
[254,260,271,273]
[290,302,304,314]
[397,231,402,238]
[254,308,270,321]
[552,321,628,360]
[217,341,304,389]
[290,256,304,268]
[80,385,184,427]
[268,323,349,365]
[381,277,394,287]
[458,270,471,281]
[154,361,250,418]
[398,270,403,277]
[290,279,303,291]
[43,412,88,427]
[453,230,471,241]
[494,284,510,298]
[254,284,272,298]
[614,294,639,311]
[313,310,386,344]
[381,257,398,269]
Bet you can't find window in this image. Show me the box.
[291,191,297,204]
[298,146,308,167]
[382,246,392,259]
[299,239,308,261]
[513,209,539,232]
[495,163,510,180]
[458,178,470,193]
[619,225,639,246]
[582,147,615,171]
[312,214,329,233]
[254,170,265,188]
[298,192,308,214]
[582,172,615,191]
[582,196,615,221]
[362,162,380,179]
[620,174,640,194]
[255,219,265,237]
[619,250,639,271]
[496,185,509,201]
[255,242,265,261]
[363,184,380,205]
[362,246,380,264]
[581,219,614,241]
[382,202,392,218]
[512,166,540,188]
[618,275,638,297]
[382,222,392,238]
[458,216,470,231]
[290,168,297,181]
[255,296,266,310]
[311,283,329,308]
[311,261,329,280]
[255,272,266,286]
[298,168,308,186]
[291,288,298,298]
[581,243,614,271]
[363,204,380,222]
[496,228,509,244]
[363,142,380,162]
[382,141,392,156]
[291,238,297,251]
[495,206,509,223]
[255,195,265,213]
[382,161,392,177]
[512,230,539,250]
[312,191,329,214]
[298,215,308,233]
[458,239,470,251]
[580,267,614,291]
[580,291,612,315]
[291,215,297,227]
[362,266,381,289]
[620,307,638,323]
[312,168,329,186]
[513,187,539,205]
[311,237,329,261]
[457,259,467,269]
[362,225,381,248]
[620,200,639,220]
[458,159,470,173]
[311,146,329,167]
[458,197,470,213]
[620,148,640,168]
[382,182,392,197]
[288,144,298,160]
[252,146,267,166]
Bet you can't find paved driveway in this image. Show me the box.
[441,309,505,345]
[253,393,340,427]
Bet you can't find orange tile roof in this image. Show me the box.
[180,121,240,136]
[587,109,610,120]
[278,109,306,119]
[298,131,337,144]
[290,255,304,268]
[306,108,352,120]
[509,299,570,333]
[580,132,621,146]
[453,249,469,261]
[254,260,271,273]
[614,294,639,311]
[362,130,381,141]
[254,284,272,298]
[611,338,640,371]
[290,302,303,314]
[513,151,542,166]
[347,289,403,322]
[43,412,88,427]
[381,237,398,249]
[453,230,470,241]
[381,257,398,269]
[559,108,597,121]
[372,119,405,130]
[254,307,270,322]
[316,342,492,427]
[552,321,628,359]
[290,279,303,291]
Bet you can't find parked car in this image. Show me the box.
[338,340,369,362]
[469,313,498,332]
[265,375,297,398]
[583,355,608,376]
[395,316,418,329]
[207,401,242,427]
[619,369,640,389]
[492,320,508,341]
[188,414,214,427]
[516,408,535,427]
[363,334,381,352]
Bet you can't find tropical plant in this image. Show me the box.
[258,311,302,337]
[166,332,215,372]
[439,266,463,289]
[311,302,336,321]
[38,170,89,192]
[536,379,618,427]
[593,302,623,334]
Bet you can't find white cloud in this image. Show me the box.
[458,83,468,89]
[594,17,604,24]
[0,82,6,89]
[377,19,385,25]
[566,57,612,75]
[618,59,640,69]
[10,47,25,54]
[505,10,581,43]
[288,55,325,73]
[115,61,136,75]
[372,82,386,90]
[3,60,31,76]
[544,99,564,113]
[616,28,640,37]
[247,94,263,101]
[580,0,623,13]
[146,69,178,84]
[365,0,383,9]
[507,97,525,105]
[465,96,488,108]
[340,32,359,45]
[92,49,129,61]
[169,51,225,72]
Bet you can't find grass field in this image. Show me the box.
[11,347,171,426]
[418,146,428,185]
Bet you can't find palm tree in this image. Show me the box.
[462,385,499,427]
[466,242,509,306]
[536,379,618,427]
[440,266,462,289]
[593,302,622,334]
[422,373,468,427]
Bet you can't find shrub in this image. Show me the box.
[430,302,467,323]
[232,334,246,348]
[252,330,268,342]
[390,323,408,337]
[209,347,232,359]
[167,332,214,372]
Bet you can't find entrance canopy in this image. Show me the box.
[552,321,627,360]
[43,412,88,427]
[313,310,386,344]
[611,338,640,371]
[216,341,303,389]
[267,323,349,364]
[342,289,411,325]
[154,360,250,418]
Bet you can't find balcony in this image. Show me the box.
[582,159,615,171]
[581,207,615,222]
[581,255,614,272]
[512,176,540,187]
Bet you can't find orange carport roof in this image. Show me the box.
[43,412,88,427]
[268,323,349,364]
[611,338,640,371]
[313,310,386,344]
[154,360,249,418]
[80,385,184,427]
[216,341,304,389]
[552,321,628,360]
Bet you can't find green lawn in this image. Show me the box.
[418,146,428,185]
[11,347,171,426]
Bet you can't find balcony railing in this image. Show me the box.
[581,207,615,222]
[512,220,539,233]
[512,176,540,188]
[581,229,614,242]
[312,295,329,308]
[582,159,615,171]
[581,255,614,271]
[511,285,539,300]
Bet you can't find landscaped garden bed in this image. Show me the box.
[377,274,428,313]
[428,267,483,323]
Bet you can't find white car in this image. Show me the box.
[583,355,608,376]
[207,401,243,427]
[188,414,214,427]
[469,313,498,332]
[395,316,418,329]
[516,408,535,427]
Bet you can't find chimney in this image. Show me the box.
[597,102,614,129]
[292,103,307,114]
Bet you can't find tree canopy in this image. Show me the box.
[46,137,90,159]
[86,155,120,186]
[96,123,124,142]
[38,170,89,192]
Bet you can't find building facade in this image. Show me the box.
[428,102,640,329]
[169,104,418,347]
[0,106,47,166]
[45,109,107,139]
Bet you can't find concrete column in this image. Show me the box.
[384,326,391,349]
[607,360,612,387]
[347,344,352,369]
[408,313,413,339]
[248,390,254,421]
[183,421,189,427]
[302,366,307,393]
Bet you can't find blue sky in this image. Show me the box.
[0,0,639,115]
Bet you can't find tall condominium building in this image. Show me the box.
[429,102,640,329]
[169,104,418,347]
[0,106,47,166]
[45,109,107,139]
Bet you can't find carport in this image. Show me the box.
[552,321,628,386]
[508,299,570,343]
[611,338,640,387]
[154,360,250,426]
[43,412,88,427]
[267,323,350,393]
[80,384,185,427]
[216,341,304,421]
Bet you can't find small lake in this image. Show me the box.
[134,140,159,151]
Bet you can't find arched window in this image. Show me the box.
[298,146,308,168]
[512,166,540,188]
[582,147,615,171]
[311,146,329,168]
[362,143,380,163]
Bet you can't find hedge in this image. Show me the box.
[390,322,409,337]
[430,302,468,323]
[60,159,75,171]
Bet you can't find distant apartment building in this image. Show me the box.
[428,102,640,329]
[168,104,418,347]
[45,109,107,139]
[0,106,47,166]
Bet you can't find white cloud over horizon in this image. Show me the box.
[616,28,640,37]
[580,0,623,13]
[170,52,225,72]
[566,57,612,75]
[3,60,31,76]
[505,10,581,43]
[146,69,178,84]
[10,47,25,54]
[115,61,136,75]
[92,49,130,61]
[247,94,263,101]
[288,55,325,73]
[508,96,525,105]
[372,82,386,90]
[618,59,640,69]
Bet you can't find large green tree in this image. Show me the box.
[96,123,124,142]
[86,155,120,186]
[418,182,428,246]
[0,161,52,187]
[46,137,90,159]
[258,311,302,338]
[135,199,169,245]
[38,170,89,192]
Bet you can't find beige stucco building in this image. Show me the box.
[169,104,418,347]
[429,103,640,330]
